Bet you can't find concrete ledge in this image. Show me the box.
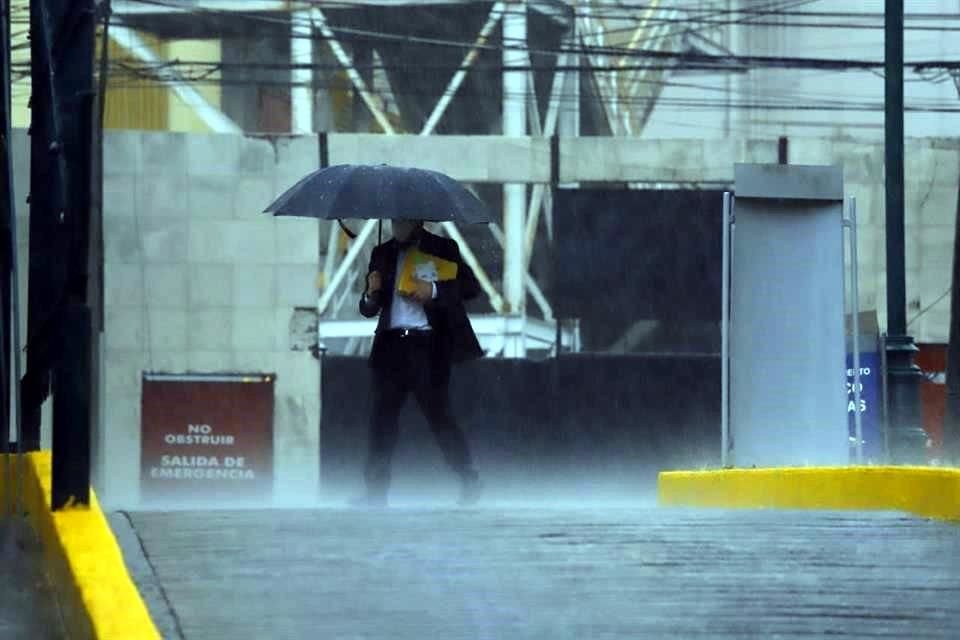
[658,466,960,522]
[12,452,160,639]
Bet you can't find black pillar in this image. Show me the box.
[884,0,927,463]
[942,174,960,462]
[2,0,15,453]
[51,304,91,509]
[27,0,96,507]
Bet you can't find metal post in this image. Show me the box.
[290,10,314,134]
[311,8,394,135]
[523,52,567,270]
[880,332,891,460]
[1,0,17,515]
[502,0,527,355]
[848,198,864,464]
[31,0,96,508]
[488,222,553,321]
[9,0,23,516]
[317,219,377,315]
[884,0,926,463]
[52,305,91,509]
[440,221,505,313]
[943,169,960,463]
[721,192,731,467]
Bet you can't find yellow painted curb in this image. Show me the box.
[658,466,960,522]
[8,452,161,639]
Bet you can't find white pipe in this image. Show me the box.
[721,192,732,467]
[523,184,545,268]
[332,268,360,318]
[108,25,241,134]
[311,9,508,321]
[557,30,579,189]
[524,53,566,267]
[317,219,377,315]
[488,223,553,321]
[502,0,527,323]
[422,2,505,136]
[290,10,314,134]
[440,221,505,313]
[418,14,505,316]
[543,53,567,137]
[619,0,661,66]
[113,1,284,15]
[311,8,395,135]
[322,221,340,292]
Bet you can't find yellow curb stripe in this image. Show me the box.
[658,466,960,522]
[11,452,161,639]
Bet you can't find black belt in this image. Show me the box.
[385,328,433,338]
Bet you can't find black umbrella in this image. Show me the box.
[264,164,492,231]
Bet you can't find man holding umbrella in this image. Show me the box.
[264,163,491,508]
[357,219,484,507]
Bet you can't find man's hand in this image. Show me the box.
[366,271,382,295]
[401,278,433,304]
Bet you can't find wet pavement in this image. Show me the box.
[110,506,960,639]
[0,517,65,640]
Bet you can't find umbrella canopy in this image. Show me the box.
[263,164,492,225]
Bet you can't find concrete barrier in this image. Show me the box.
[658,465,960,522]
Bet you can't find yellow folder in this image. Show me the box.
[396,248,458,294]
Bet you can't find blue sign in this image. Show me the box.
[846,351,883,463]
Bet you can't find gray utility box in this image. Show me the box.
[724,163,849,467]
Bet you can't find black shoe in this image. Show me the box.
[457,471,482,507]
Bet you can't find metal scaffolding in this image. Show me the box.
[106,0,694,357]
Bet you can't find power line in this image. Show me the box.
[110,0,960,35]
[99,17,960,74]
[12,55,955,114]
[99,0,960,91]
[90,60,960,115]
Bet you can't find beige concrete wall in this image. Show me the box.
[98,132,322,507]
[790,137,959,342]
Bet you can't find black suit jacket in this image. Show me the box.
[359,231,484,371]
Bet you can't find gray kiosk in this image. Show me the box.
[723,163,863,467]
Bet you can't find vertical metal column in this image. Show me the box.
[721,192,732,467]
[884,0,926,463]
[291,10,314,134]
[30,0,96,509]
[1,0,22,515]
[846,198,864,464]
[502,0,527,357]
[943,171,960,462]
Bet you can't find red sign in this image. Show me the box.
[140,374,274,505]
[917,344,947,454]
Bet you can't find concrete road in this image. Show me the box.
[111,506,960,639]
[0,517,65,640]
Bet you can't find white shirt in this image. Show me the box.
[387,246,437,330]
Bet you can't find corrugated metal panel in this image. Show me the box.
[103,31,168,130]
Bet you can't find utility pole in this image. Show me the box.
[26,0,96,508]
[942,71,960,464]
[944,176,960,464]
[884,0,927,463]
[1,0,20,503]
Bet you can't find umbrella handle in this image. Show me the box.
[337,219,357,240]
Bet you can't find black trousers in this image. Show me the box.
[365,331,475,496]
